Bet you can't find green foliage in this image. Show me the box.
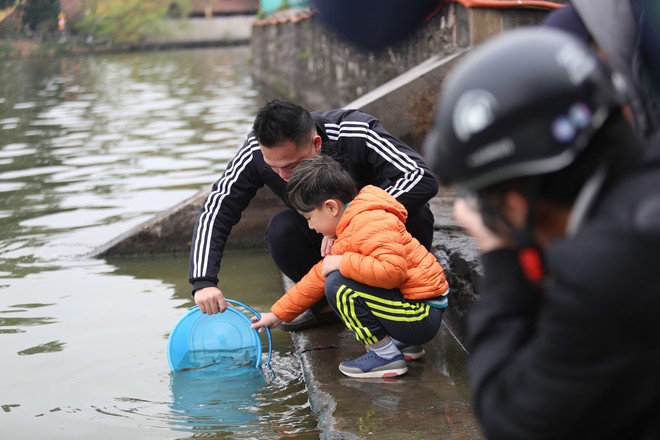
[295,50,310,61]
[22,0,60,33]
[28,40,73,57]
[74,0,190,45]
[0,0,16,9]
[0,43,22,59]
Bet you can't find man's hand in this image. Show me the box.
[251,312,282,330]
[194,286,227,314]
[321,254,342,276]
[453,198,511,253]
[321,236,335,257]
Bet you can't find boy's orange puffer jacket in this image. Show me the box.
[272,185,449,322]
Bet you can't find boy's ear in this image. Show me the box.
[323,199,340,215]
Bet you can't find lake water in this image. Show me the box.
[0,46,319,439]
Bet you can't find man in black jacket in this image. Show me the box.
[190,100,438,329]
[425,28,660,438]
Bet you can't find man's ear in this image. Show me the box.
[312,135,323,153]
[324,199,340,215]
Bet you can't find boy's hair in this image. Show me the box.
[253,99,316,147]
[285,155,358,212]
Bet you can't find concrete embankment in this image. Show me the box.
[92,187,284,257]
[0,14,255,58]
[141,15,255,49]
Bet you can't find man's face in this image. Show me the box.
[261,135,321,181]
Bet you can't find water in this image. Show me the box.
[175,347,261,372]
[0,47,319,438]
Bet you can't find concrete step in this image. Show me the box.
[288,320,483,439]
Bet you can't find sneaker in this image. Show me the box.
[338,351,408,378]
[364,342,426,361]
[279,309,340,332]
[398,345,425,361]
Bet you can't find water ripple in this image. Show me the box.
[105,353,319,438]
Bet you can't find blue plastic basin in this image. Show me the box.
[167,300,271,373]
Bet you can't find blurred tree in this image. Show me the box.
[22,0,60,33]
[76,0,190,45]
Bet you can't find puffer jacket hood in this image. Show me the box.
[338,185,408,233]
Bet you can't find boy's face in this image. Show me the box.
[299,199,342,238]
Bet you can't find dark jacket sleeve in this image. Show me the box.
[188,134,264,293]
[319,109,438,215]
[467,249,544,438]
[469,208,660,439]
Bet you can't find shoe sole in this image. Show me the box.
[402,349,425,361]
[339,364,408,378]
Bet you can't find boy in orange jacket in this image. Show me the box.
[251,155,449,378]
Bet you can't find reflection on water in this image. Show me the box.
[0,48,318,439]
[169,356,317,438]
[0,47,258,275]
[170,366,268,433]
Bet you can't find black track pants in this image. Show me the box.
[324,271,444,345]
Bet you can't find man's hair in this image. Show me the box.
[253,99,316,147]
[285,155,358,212]
[481,111,642,207]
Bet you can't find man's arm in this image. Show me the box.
[320,109,439,214]
[188,135,263,295]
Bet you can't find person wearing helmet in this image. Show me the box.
[542,0,660,141]
[424,28,660,438]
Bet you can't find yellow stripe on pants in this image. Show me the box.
[335,284,431,344]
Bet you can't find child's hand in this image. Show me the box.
[321,254,342,276]
[321,236,335,256]
[251,312,282,330]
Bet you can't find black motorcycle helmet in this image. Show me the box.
[424,27,626,192]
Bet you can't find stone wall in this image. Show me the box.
[141,16,254,48]
[250,3,556,111]
[251,4,467,110]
